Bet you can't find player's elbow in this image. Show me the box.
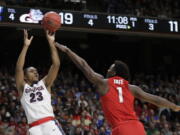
[143,95,161,107]
[81,59,87,66]
[85,72,99,84]
[78,59,87,70]
[53,59,60,67]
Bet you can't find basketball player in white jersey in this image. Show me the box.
[15,30,65,135]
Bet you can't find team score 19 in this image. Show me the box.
[117,87,124,103]
[30,92,43,103]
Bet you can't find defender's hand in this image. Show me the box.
[46,30,55,43]
[24,29,33,46]
[55,42,69,53]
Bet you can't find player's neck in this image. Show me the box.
[26,80,38,87]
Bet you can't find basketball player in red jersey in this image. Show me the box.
[55,43,180,135]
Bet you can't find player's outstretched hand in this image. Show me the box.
[173,105,180,112]
[46,30,55,43]
[55,42,69,53]
[24,29,33,46]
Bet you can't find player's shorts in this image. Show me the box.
[28,120,65,135]
[112,120,146,135]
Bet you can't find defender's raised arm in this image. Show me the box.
[55,43,108,95]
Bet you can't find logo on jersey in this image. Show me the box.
[19,9,43,23]
[25,85,44,93]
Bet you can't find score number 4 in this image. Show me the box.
[117,87,124,103]
[9,13,15,21]
[88,19,94,26]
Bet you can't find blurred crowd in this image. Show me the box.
[0,68,180,135]
[0,0,180,18]
[0,0,87,11]
[105,0,180,18]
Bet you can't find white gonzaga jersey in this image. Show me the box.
[21,80,55,124]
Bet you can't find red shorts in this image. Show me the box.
[112,120,146,135]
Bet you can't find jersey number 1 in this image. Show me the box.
[117,87,124,103]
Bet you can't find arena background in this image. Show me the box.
[0,0,180,135]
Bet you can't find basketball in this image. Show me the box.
[42,11,61,32]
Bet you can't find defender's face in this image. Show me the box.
[25,67,39,82]
[106,64,115,78]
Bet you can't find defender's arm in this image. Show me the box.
[55,43,108,95]
[129,85,180,112]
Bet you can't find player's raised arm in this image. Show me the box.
[55,42,108,95]
[15,29,33,95]
[129,85,180,112]
[43,31,60,90]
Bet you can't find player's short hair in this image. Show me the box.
[114,60,131,81]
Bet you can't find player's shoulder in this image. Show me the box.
[128,84,143,96]
[97,78,109,96]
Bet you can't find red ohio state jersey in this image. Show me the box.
[100,76,138,128]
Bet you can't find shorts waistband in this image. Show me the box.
[29,116,55,128]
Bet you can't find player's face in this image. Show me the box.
[24,67,39,83]
[106,64,116,78]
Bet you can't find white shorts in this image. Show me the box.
[28,120,65,135]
